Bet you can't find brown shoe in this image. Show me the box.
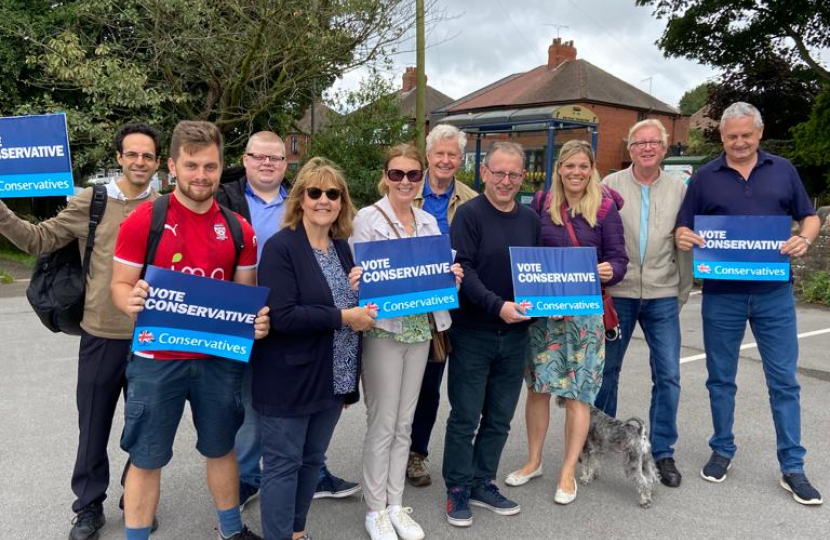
[406,452,432,487]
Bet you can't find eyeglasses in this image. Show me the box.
[306,187,342,201]
[122,151,158,162]
[485,167,523,181]
[386,169,423,182]
[629,140,662,150]
[246,153,286,163]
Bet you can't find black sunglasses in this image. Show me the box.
[306,187,342,201]
[386,169,423,182]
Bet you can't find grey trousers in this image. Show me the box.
[361,336,430,510]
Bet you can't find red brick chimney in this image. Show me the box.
[401,67,426,93]
[548,38,576,69]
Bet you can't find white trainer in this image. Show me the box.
[365,509,398,540]
[387,505,425,540]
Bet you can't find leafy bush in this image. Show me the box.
[799,271,830,305]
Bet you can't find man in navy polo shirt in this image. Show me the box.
[675,102,822,505]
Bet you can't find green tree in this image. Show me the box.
[792,87,830,202]
[1,0,430,178]
[305,73,412,209]
[636,0,830,83]
[678,83,710,115]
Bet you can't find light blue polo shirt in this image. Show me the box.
[245,182,287,261]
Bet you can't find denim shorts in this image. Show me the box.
[121,355,246,469]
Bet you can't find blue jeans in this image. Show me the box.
[235,364,261,488]
[702,285,805,473]
[260,402,342,540]
[442,326,529,489]
[595,297,681,459]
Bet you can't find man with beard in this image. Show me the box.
[0,123,161,540]
[112,120,269,540]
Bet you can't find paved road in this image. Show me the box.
[1,291,828,539]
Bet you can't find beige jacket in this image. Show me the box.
[0,184,158,339]
[413,176,478,225]
[603,166,693,304]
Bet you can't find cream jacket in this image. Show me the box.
[349,195,452,334]
[603,166,693,304]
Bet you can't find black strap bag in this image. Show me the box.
[26,185,108,335]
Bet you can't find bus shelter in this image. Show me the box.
[437,104,599,192]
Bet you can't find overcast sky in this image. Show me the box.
[333,0,720,109]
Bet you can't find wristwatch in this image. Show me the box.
[798,235,812,247]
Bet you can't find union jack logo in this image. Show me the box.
[137,330,155,344]
[697,263,711,274]
[519,300,534,311]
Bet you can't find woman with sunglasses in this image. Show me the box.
[350,144,463,540]
[252,157,377,540]
[504,140,627,505]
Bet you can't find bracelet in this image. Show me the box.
[798,235,812,247]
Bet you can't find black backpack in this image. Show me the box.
[141,194,245,277]
[26,185,108,335]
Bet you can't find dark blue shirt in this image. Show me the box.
[678,151,816,294]
[450,194,540,331]
[421,174,454,234]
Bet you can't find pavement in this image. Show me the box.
[1,287,828,540]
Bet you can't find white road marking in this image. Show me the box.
[680,327,830,364]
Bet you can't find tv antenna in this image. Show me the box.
[543,24,569,38]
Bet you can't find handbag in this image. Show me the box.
[371,204,452,361]
[559,204,621,341]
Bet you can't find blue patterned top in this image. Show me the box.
[312,242,359,395]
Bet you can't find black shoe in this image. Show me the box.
[239,482,260,511]
[313,466,362,499]
[780,473,823,505]
[69,502,105,540]
[220,525,264,540]
[118,494,159,533]
[700,452,732,483]
[656,457,682,488]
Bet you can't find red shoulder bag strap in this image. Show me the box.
[559,204,580,247]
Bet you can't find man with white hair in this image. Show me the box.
[675,102,822,505]
[407,124,478,487]
[597,119,692,489]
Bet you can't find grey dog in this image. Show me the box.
[572,400,659,508]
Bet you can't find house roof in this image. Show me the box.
[440,59,679,116]
[294,102,339,134]
[400,85,455,118]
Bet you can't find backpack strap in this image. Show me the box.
[141,195,170,279]
[217,203,244,271]
[82,184,108,279]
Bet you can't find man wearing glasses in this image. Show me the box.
[443,142,540,527]
[596,119,692,489]
[0,123,161,540]
[217,132,360,512]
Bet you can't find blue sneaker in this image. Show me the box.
[313,466,361,499]
[780,473,823,505]
[700,452,732,483]
[445,486,473,527]
[469,479,521,516]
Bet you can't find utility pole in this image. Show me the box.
[416,0,426,155]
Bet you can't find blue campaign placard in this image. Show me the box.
[132,266,269,362]
[0,113,74,198]
[693,215,791,281]
[510,247,603,316]
[354,235,458,319]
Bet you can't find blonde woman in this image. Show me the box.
[350,144,462,540]
[505,140,628,504]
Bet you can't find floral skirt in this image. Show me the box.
[524,315,605,405]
